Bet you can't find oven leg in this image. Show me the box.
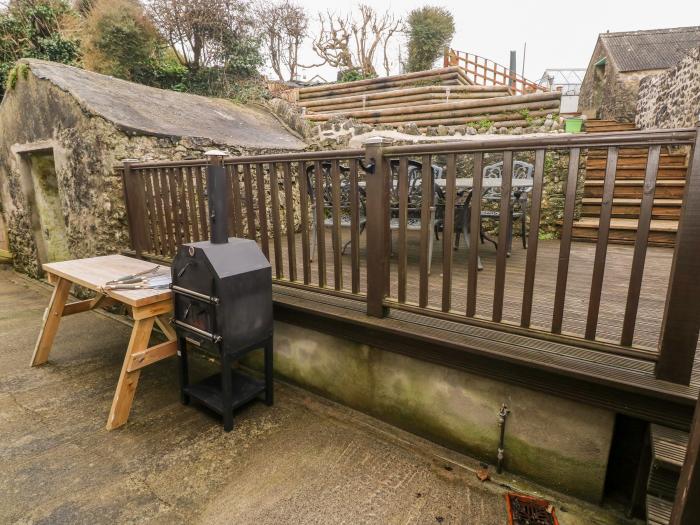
[221,352,234,432]
[264,337,274,406]
[178,338,190,405]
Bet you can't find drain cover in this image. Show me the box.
[505,493,559,525]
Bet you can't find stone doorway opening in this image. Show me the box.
[18,148,71,267]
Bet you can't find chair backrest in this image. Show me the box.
[388,159,440,210]
[482,160,534,198]
[305,162,364,215]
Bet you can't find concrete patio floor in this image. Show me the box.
[0,266,637,524]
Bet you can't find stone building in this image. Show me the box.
[578,26,700,122]
[0,59,305,276]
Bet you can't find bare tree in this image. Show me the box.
[307,5,403,77]
[147,0,257,71]
[256,0,308,82]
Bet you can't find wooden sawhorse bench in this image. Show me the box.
[31,255,176,430]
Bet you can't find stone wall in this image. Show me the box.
[244,321,615,503]
[636,47,700,129]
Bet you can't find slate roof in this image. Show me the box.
[600,26,700,72]
[21,59,306,150]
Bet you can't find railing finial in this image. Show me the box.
[204,149,229,157]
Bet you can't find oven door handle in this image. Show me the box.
[171,285,220,305]
[171,319,223,344]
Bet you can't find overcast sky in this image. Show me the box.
[271,0,699,82]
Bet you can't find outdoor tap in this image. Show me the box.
[497,403,510,474]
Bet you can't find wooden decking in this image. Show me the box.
[268,229,676,350]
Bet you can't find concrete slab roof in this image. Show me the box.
[22,59,306,150]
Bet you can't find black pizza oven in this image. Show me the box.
[171,152,273,431]
[171,239,272,350]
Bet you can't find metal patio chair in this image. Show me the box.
[306,162,366,262]
[480,159,534,254]
[434,188,484,271]
[388,159,441,275]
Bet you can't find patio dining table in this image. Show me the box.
[433,177,534,191]
[358,177,534,190]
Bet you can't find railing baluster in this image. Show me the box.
[283,162,297,282]
[185,166,200,241]
[621,146,660,345]
[466,152,483,317]
[442,154,457,312]
[314,160,327,287]
[298,161,311,284]
[168,166,183,249]
[552,147,581,333]
[194,165,209,239]
[150,168,166,255]
[349,159,360,294]
[230,164,244,238]
[143,169,158,254]
[175,167,191,244]
[225,164,236,237]
[269,162,283,278]
[657,126,700,384]
[242,164,256,240]
[585,146,618,340]
[330,159,343,290]
[418,154,432,308]
[521,149,545,328]
[159,167,176,255]
[255,162,270,260]
[492,151,513,322]
[398,157,408,303]
[140,169,155,254]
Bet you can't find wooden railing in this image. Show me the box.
[122,150,368,299]
[444,48,548,95]
[122,126,700,386]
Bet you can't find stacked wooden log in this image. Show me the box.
[298,67,561,129]
[298,66,470,104]
[304,91,562,129]
[299,85,512,114]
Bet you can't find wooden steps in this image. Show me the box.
[644,424,689,525]
[572,119,688,246]
[586,153,687,168]
[571,218,678,246]
[584,119,638,133]
[582,198,682,220]
[647,495,673,525]
[583,179,686,199]
[585,165,687,180]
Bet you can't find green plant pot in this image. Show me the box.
[565,118,583,133]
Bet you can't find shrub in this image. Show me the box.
[405,6,455,72]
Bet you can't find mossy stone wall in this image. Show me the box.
[245,321,615,503]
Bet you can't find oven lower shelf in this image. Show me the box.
[184,370,266,415]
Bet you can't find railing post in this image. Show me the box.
[670,390,700,524]
[121,158,148,258]
[364,137,391,318]
[656,124,700,384]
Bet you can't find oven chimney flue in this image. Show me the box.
[205,150,229,244]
